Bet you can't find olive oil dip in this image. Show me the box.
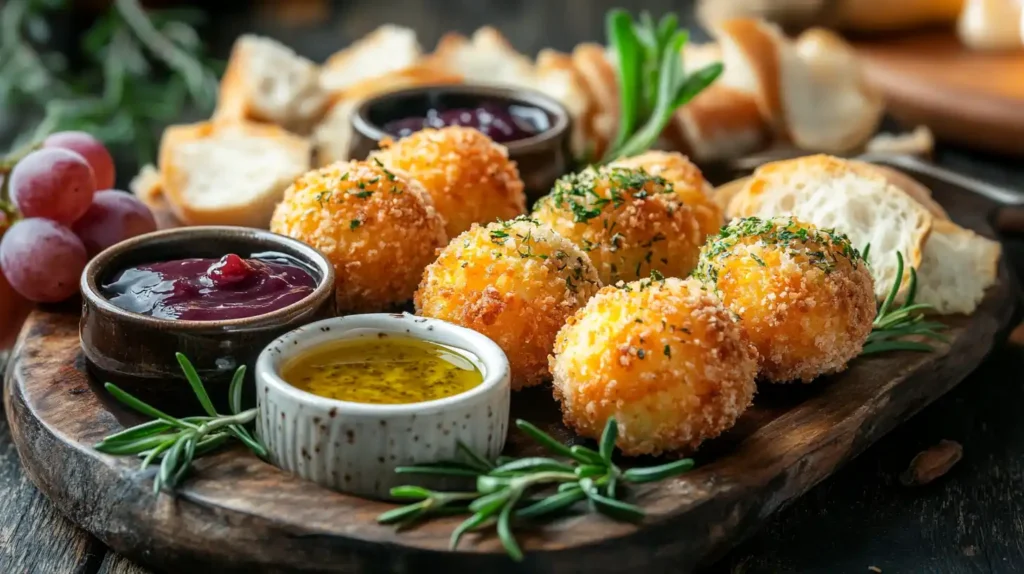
[281,336,484,405]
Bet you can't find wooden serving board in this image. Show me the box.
[853,31,1024,156]
[3,174,1019,573]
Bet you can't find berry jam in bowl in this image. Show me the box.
[350,85,571,203]
[80,227,336,416]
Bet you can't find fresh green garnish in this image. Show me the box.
[377,417,695,562]
[599,10,723,163]
[94,354,265,493]
[861,251,949,355]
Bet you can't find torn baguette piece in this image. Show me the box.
[159,121,311,228]
[728,154,934,301]
[713,19,789,131]
[915,219,1001,315]
[535,49,594,159]
[320,25,422,94]
[571,42,619,159]
[426,27,535,84]
[214,35,328,134]
[671,84,771,163]
[780,28,885,153]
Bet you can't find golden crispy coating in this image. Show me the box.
[270,159,447,314]
[694,216,875,383]
[415,217,601,389]
[372,126,526,237]
[532,166,705,285]
[550,276,757,456]
[611,151,723,239]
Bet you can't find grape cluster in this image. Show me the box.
[0,132,157,303]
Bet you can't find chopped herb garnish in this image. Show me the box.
[350,219,362,230]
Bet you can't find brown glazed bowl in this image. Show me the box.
[80,227,336,416]
[349,84,572,203]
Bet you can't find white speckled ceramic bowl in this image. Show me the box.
[254,313,511,499]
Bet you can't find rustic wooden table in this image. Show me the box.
[3,1,1024,572]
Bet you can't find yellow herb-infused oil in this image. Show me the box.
[280,336,483,405]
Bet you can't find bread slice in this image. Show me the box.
[957,0,1023,50]
[729,154,934,300]
[320,25,422,94]
[713,19,789,131]
[214,35,328,134]
[129,164,164,210]
[916,220,1001,314]
[866,126,935,157]
[159,121,311,228]
[671,84,771,162]
[779,28,884,153]
[571,43,619,159]
[426,27,534,84]
[312,66,463,166]
[535,49,594,159]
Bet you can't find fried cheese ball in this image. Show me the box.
[270,159,447,314]
[371,126,526,237]
[694,216,875,383]
[610,151,723,240]
[533,166,705,285]
[550,276,757,456]
[415,217,601,390]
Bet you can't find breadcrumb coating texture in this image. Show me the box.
[372,126,526,237]
[611,151,723,241]
[533,165,705,285]
[270,159,447,314]
[415,217,601,390]
[550,276,757,456]
[694,216,875,383]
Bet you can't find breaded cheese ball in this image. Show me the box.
[533,165,705,285]
[270,159,447,314]
[415,217,601,390]
[611,151,723,240]
[550,276,757,456]
[694,216,875,383]
[372,126,526,237]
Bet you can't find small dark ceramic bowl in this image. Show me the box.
[349,84,572,203]
[80,227,336,416]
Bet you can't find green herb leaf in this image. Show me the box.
[622,458,695,482]
[599,417,618,462]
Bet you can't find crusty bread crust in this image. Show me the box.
[715,19,787,132]
[571,43,619,159]
[320,25,422,94]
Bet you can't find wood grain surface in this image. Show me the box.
[854,31,1024,156]
[3,166,1018,572]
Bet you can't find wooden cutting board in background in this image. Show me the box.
[853,31,1024,156]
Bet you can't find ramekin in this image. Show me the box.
[254,313,511,499]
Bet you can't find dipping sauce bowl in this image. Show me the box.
[255,313,511,499]
[80,227,336,416]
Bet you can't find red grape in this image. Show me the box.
[9,148,96,224]
[72,190,158,256]
[0,218,87,303]
[43,131,116,190]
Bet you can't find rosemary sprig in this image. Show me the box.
[377,417,695,561]
[599,10,723,164]
[94,353,265,492]
[861,251,950,356]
